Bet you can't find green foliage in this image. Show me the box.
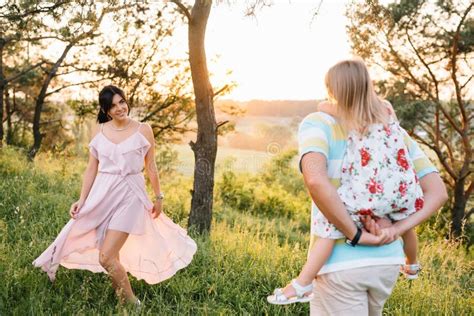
[1,147,472,315]
[458,17,474,53]
[217,150,310,225]
[67,99,99,119]
[259,149,305,195]
[389,0,423,22]
[155,146,180,178]
[89,3,197,145]
[159,176,192,226]
[219,171,255,211]
[1,1,199,157]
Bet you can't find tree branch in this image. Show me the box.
[463,207,474,221]
[419,118,455,167]
[128,40,160,106]
[141,95,179,122]
[170,0,191,22]
[22,35,65,42]
[405,25,439,100]
[426,53,450,66]
[45,78,111,96]
[450,3,472,130]
[461,75,473,90]
[310,0,324,25]
[449,4,473,187]
[214,84,229,97]
[5,61,45,83]
[244,0,273,17]
[384,30,463,136]
[216,120,229,130]
[465,182,473,200]
[1,1,68,19]
[410,132,457,182]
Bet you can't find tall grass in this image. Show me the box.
[0,146,472,315]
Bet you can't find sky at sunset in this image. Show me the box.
[53,1,356,102]
[172,0,354,101]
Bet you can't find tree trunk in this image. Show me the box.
[0,40,5,148]
[451,178,467,238]
[5,88,13,144]
[187,0,216,233]
[28,43,73,160]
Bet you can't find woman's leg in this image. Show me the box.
[99,229,137,304]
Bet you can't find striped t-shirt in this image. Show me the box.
[298,111,438,274]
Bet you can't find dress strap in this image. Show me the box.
[100,123,104,133]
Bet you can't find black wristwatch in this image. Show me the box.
[345,227,362,247]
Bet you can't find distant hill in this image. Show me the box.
[182,99,324,151]
[216,99,321,118]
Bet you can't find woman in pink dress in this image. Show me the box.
[33,85,197,306]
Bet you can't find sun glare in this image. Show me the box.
[205,0,353,101]
[169,0,353,101]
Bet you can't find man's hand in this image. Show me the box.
[360,216,400,245]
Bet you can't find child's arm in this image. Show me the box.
[393,174,447,237]
[317,101,338,117]
[382,99,398,120]
[296,238,335,285]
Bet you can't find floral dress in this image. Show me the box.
[314,118,424,239]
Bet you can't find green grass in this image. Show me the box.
[0,146,472,315]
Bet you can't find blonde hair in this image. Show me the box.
[324,58,388,133]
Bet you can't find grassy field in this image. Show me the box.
[172,144,275,176]
[0,146,472,315]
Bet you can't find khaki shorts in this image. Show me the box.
[310,265,400,316]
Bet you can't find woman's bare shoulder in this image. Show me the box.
[139,122,155,142]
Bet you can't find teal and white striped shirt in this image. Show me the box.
[298,111,438,274]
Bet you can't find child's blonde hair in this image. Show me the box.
[324,58,388,132]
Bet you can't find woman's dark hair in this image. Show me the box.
[97,85,130,123]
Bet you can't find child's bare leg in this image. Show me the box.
[401,228,421,277]
[282,238,335,298]
[402,228,417,264]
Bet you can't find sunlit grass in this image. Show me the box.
[1,145,472,315]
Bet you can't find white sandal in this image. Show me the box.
[267,279,314,305]
[401,263,421,280]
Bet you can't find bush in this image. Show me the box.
[216,150,311,225]
[218,171,255,212]
[217,170,310,224]
[259,149,305,195]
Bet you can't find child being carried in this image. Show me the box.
[267,101,423,305]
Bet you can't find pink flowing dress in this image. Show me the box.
[32,122,197,284]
